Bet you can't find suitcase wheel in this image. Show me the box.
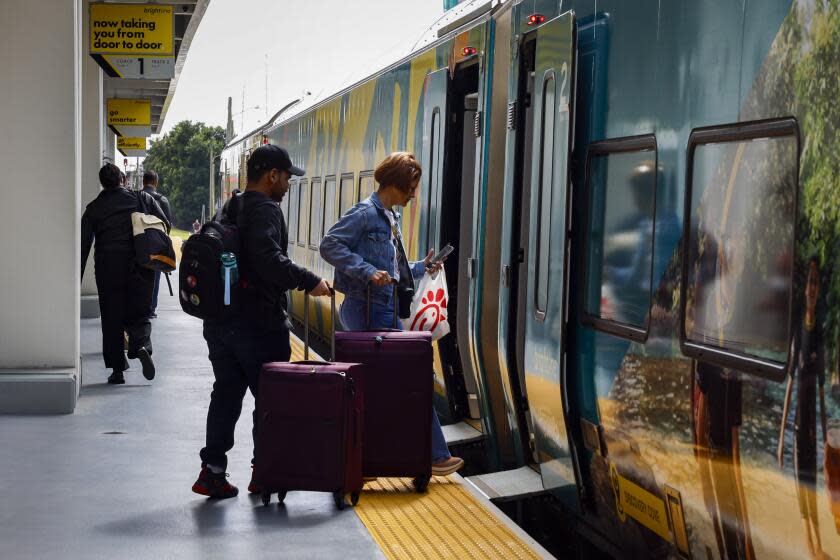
[261,492,271,507]
[412,476,430,493]
[350,491,360,506]
[333,491,347,510]
[276,490,287,504]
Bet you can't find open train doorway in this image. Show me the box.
[419,61,483,432]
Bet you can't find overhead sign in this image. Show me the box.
[117,137,147,157]
[90,3,174,56]
[96,55,174,79]
[107,98,151,137]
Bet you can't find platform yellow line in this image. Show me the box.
[290,334,319,362]
[355,477,543,560]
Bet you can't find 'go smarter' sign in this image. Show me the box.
[90,4,174,56]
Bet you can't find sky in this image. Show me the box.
[159,0,445,138]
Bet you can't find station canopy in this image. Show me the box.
[97,0,209,134]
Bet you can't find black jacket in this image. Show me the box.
[142,186,173,224]
[229,190,320,328]
[81,188,169,278]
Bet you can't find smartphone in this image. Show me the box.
[428,243,454,266]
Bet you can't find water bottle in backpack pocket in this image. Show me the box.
[179,221,241,320]
[220,252,238,306]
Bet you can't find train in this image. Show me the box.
[218,0,840,558]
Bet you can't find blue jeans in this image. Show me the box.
[340,296,451,463]
[151,271,160,314]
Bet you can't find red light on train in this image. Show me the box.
[462,46,477,56]
[527,14,546,25]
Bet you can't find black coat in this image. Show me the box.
[226,190,320,329]
[142,186,173,225]
[81,188,169,277]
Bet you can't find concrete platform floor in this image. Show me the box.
[0,281,384,560]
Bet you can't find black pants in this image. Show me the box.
[94,253,154,370]
[200,318,291,470]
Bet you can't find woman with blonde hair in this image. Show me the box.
[320,152,463,476]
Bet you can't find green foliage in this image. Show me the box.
[704,1,840,369]
[794,1,840,368]
[143,121,226,229]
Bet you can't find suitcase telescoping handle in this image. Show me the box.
[366,280,399,330]
[303,283,336,361]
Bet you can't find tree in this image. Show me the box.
[744,0,840,372]
[143,121,226,229]
[794,1,840,371]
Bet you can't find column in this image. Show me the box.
[80,4,102,319]
[0,0,83,413]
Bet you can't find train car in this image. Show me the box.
[219,124,266,208]
[218,0,840,558]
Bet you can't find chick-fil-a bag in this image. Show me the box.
[402,265,450,341]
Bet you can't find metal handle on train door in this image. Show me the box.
[303,283,336,361]
[366,280,398,330]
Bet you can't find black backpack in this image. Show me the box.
[179,195,242,320]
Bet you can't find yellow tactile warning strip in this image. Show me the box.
[355,476,543,560]
[290,335,309,362]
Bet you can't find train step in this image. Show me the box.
[442,421,484,445]
[465,466,545,502]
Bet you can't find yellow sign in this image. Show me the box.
[107,98,151,127]
[610,463,671,541]
[90,3,174,56]
[117,137,146,151]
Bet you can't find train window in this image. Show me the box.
[280,179,292,232]
[680,118,799,380]
[582,135,658,342]
[309,178,323,248]
[287,180,298,244]
[297,179,309,246]
[359,171,376,202]
[534,74,555,318]
[284,190,292,225]
[339,173,355,217]
[324,176,337,233]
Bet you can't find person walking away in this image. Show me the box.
[141,170,173,318]
[192,145,332,499]
[81,163,170,384]
[320,151,464,476]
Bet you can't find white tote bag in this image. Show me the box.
[402,265,451,341]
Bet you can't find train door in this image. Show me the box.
[420,61,483,426]
[515,11,579,498]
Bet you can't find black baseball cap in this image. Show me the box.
[248,144,305,177]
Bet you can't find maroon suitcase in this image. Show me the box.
[334,329,433,492]
[253,359,364,509]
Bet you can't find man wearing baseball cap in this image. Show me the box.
[193,144,331,498]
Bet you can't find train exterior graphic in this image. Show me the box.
[217,1,840,557]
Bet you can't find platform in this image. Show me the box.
[0,279,552,559]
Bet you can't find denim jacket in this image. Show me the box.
[320,192,425,304]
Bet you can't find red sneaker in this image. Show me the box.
[248,465,261,495]
[192,467,239,499]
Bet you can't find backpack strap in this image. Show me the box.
[134,190,151,214]
[220,190,243,225]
